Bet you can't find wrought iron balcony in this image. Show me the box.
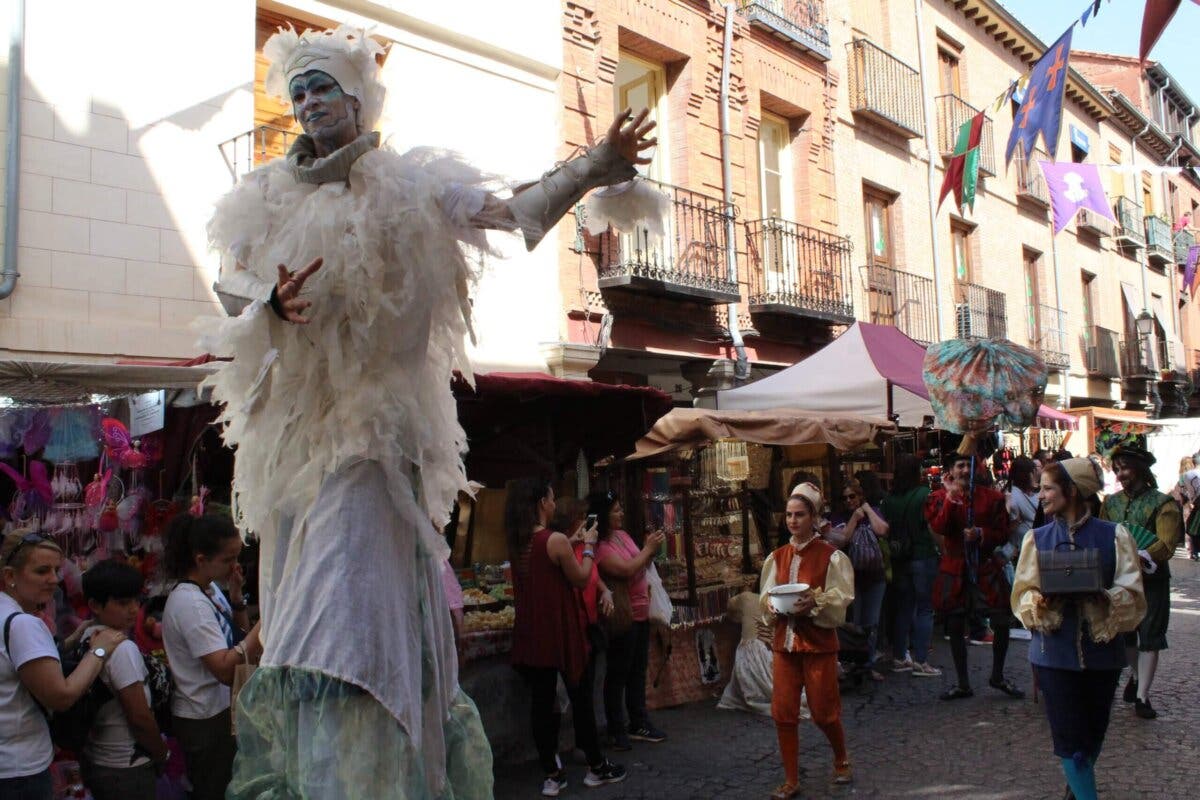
[1083,326,1121,379]
[745,219,853,323]
[1145,215,1172,264]
[848,39,923,139]
[739,1,831,61]
[861,264,936,345]
[935,95,996,177]
[1029,305,1068,369]
[217,125,298,182]
[1120,335,1154,380]
[1113,197,1145,247]
[1158,336,1189,382]
[1173,227,1195,265]
[596,180,740,305]
[955,283,1007,340]
[1013,146,1049,208]
[1076,207,1111,237]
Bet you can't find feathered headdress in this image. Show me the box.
[264,24,387,133]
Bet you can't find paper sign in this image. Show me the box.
[129,390,165,437]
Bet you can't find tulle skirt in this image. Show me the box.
[229,668,493,800]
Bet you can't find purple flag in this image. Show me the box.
[1039,161,1116,235]
[1185,244,1200,299]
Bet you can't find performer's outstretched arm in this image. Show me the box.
[470,108,657,248]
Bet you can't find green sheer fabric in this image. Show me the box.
[228,668,493,800]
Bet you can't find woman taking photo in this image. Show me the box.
[590,491,666,751]
[1011,459,1146,800]
[759,484,854,799]
[1,532,125,800]
[507,479,625,797]
[162,514,262,800]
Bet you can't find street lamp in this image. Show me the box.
[1135,310,1162,418]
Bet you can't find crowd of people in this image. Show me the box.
[0,513,261,800]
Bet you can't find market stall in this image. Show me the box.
[714,322,1077,432]
[1066,406,1164,457]
[622,407,896,708]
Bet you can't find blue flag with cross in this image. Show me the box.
[1005,27,1072,166]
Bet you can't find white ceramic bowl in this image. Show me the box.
[767,582,811,615]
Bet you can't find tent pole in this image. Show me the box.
[886,380,894,422]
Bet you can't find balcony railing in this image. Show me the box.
[1120,335,1154,379]
[955,283,1007,340]
[1014,146,1050,207]
[739,1,831,61]
[848,39,923,139]
[935,95,996,177]
[1076,207,1111,237]
[217,125,298,182]
[1029,305,1068,369]
[745,219,853,323]
[1158,336,1188,381]
[1113,197,1145,247]
[596,180,740,304]
[1145,215,1172,264]
[1176,228,1197,265]
[1083,325,1121,379]
[861,264,936,345]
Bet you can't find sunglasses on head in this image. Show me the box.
[3,533,48,567]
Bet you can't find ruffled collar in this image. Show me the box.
[287,131,381,185]
[789,533,819,552]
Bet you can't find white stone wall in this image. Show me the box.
[0,0,562,372]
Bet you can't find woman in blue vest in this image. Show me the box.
[1011,458,1146,800]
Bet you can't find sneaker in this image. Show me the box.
[1135,699,1158,719]
[584,760,627,787]
[609,731,632,751]
[541,771,568,797]
[1122,676,1138,704]
[891,657,913,672]
[628,722,667,743]
[968,630,994,646]
[911,662,942,677]
[832,760,853,785]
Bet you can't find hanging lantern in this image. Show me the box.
[714,438,749,483]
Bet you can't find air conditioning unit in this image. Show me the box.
[1085,345,1098,373]
[955,303,974,339]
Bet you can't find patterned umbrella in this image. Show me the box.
[922,338,1048,439]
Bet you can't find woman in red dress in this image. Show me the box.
[506,479,626,797]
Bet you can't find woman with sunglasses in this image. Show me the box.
[2,532,125,800]
[830,478,889,681]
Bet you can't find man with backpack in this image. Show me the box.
[74,560,169,800]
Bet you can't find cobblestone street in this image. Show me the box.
[494,556,1200,799]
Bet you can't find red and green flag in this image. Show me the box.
[938,111,985,213]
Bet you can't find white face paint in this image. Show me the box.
[289,69,360,151]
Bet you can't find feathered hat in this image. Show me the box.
[263,25,387,132]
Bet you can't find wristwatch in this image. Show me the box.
[92,647,108,660]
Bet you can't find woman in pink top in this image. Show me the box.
[590,492,666,750]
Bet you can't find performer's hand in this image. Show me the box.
[275,257,323,324]
[791,593,817,617]
[607,107,657,167]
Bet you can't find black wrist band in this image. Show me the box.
[230,600,248,611]
[268,286,286,320]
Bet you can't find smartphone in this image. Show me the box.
[586,514,598,527]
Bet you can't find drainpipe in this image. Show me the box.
[1,0,24,301]
[913,0,945,339]
[1132,120,1162,414]
[720,3,749,381]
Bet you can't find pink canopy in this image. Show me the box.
[717,322,1076,431]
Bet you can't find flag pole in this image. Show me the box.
[1048,216,1069,410]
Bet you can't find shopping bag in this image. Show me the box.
[646,562,673,628]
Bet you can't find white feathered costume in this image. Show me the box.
[198,27,493,800]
